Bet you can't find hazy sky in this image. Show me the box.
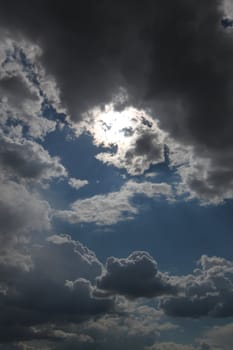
[1,1,233,349]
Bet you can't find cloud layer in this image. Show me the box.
[0,0,233,203]
[0,1,233,349]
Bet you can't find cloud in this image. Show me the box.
[0,136,67,184]
[1,238,233,348]
[0,179,51,237]
[168,141,233,205]
[79,105,166,175]
[55,180,172,226]
[0,31,68,271]
[97,251,175,298]
[0,1,233,202]
[161,255,233,318]
[0,34,61,140]
[96,127,165,176]
[146,342,212,350]
[0,235,114,345]
[146,343,196,350]
[0,178,51,269]
[200,322,233,350]
[68,178,89,190]
[43,234,103,283]
[1,1,233,347]
[29,303,164,350]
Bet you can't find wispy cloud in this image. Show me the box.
[55,180,172,226]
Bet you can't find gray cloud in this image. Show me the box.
[161,255,233,318]
[0,75,37,105]
[2,239,233,347]
[1,1,233,347]
[0,136,67,183]
[146,342,212,350]
[0,235,113,345]
[43,234,103,284]
[0,33,68,272]
[0,1,233,202]
[26,304,164,350]
[97,251,175,299]
[0,178,52,270]
[0,32,63,140]
[147,343,197,350]
[200,322,233,350]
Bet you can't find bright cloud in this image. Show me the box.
[55,180,172,226]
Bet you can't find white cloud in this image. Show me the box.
[68,178,89,190]
[0,33,68,270]
[55,180,172,226]
[0,31,65,140]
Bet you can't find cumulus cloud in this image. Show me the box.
[0,235,113,345]
[97,251,175,298]
[1,238,233,348]
[44,234,103,283]
[161,255,233,318]
[68,178,89,190]
[55,180,172,226]
[0,136,67,184]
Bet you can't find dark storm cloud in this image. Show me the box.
[97,251,175,298]
[0,0,228,130]
[0,0,150,118]
[0,235,113,344]
[0,0,233,201]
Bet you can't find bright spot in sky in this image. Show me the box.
[84,104,155,149]
[94,105,137,146]
[78,103,165,175]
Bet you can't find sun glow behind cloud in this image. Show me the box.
[94,105,136,146]
[76,103,167,175]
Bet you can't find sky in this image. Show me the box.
[1,1,233,349]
